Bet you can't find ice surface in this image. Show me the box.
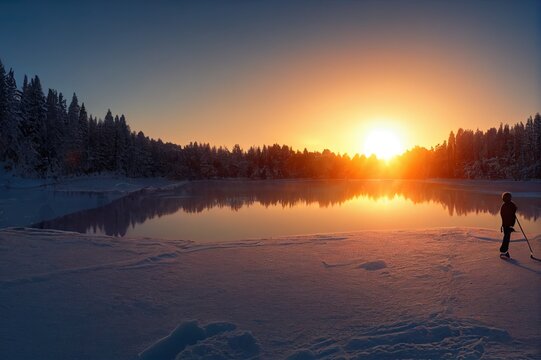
[1,227,540,359]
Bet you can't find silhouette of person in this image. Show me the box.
[499,192,517,258]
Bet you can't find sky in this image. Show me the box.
[1,0,540,156]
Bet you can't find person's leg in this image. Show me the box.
[500,227,511,253]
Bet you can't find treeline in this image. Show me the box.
[429,120,541,179]
[1,60,540,180]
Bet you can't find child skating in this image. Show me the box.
[499,192,517,259]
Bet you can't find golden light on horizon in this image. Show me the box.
[362,127,404,160]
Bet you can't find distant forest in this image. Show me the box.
[1,61,540,180]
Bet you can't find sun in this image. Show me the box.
[362,128,404,160]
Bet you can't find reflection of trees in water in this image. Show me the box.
[35,180,541,237]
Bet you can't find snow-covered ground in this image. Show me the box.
[1,227,539,359]
[0,171,185,227]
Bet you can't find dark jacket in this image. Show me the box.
[500,201,517,227]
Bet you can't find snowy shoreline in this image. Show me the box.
[1,226,540,359]
[0,172,187,228]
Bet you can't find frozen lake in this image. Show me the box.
[34,180,541,242]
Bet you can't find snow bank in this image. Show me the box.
[47,174,185,194]
[138,320,206,359]
[1,227,540,359]
[0,166,184,192]
[285,315,515,359]
[139,320,258,360]
[140,316,516,360]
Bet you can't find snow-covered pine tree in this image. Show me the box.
[126,131,152,176]
[534,113,541,178]
[2,69,23,168]
[101,109,116,171]
[86,115,98,172]
[114,114,131,174]
[64,93,81,173]
[534,113,541,159]
[0,60,8,162]
[19,76,47,175]
[44,89,64,174]
[512,122,525,179]
[78,103,89,172]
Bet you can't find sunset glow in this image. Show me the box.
[362,128,404,160]
[1,1,538,154]
[1,2,541,359]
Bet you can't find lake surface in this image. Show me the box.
[34,180,541,242]
[0,188,120,228]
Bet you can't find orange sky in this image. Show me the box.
[3,1,540,156]
[145,37,539,156]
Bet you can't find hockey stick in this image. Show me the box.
[516,217,541,261]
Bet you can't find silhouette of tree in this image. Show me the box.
[0,60,539,180]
